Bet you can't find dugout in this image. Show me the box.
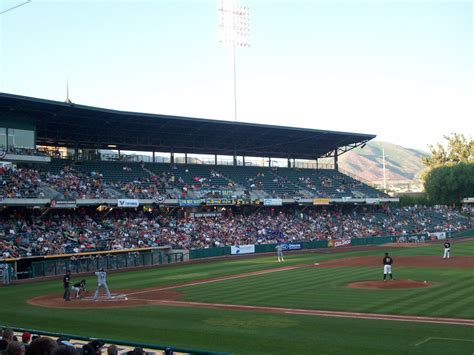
[9,246,187,279]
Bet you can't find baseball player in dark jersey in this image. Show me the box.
[443,241,451,259]
[63,270,71,301]
[383,253,393,281]
[71,279,87,299]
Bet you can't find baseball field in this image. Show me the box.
[1,239,473,354]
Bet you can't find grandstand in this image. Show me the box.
[0,92,470,273]
[0,92,388,202]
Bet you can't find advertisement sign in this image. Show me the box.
[365,198,380,205]
[51,200,77,209]
[202,189,235,196]
[312,198,330,205]
[281,243,302,250]
[263,199,283,206]
[206,198,236,206]
[117,199,140,208]
[178,199,202,207]
[190,212,222,218]
[428,231,446,240]
[328,239,351,248]
[231,245,255,255]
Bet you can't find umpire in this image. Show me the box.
[63,270,71,301]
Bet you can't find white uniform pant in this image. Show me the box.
[277,250,284,261]
[71,286,81,297]
[94,283,112,299]
[443,248,450,259]
[384,265,392,274]
[2,268,9,285]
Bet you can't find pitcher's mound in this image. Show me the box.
[348,279,432,289]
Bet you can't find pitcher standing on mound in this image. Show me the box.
[383,252,393,281]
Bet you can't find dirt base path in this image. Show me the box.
[348,280,432,289]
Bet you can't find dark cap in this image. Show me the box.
[89,339,105,350]
[82,344,95,355]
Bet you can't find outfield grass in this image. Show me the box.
[1,240,473,354]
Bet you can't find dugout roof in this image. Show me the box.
[0,92,375,159]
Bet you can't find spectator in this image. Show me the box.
[51,346,77,355]
[5,341,25,355]
[25,337,58,355]
[106,344,118,355]
[0,328,14,351]
[20,332,31,349]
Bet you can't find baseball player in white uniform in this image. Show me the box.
[93,268,112,300]
[1,262,10,285]
[275,244,284,262]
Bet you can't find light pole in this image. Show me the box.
[382,148,387,190]
[218,0,250,122]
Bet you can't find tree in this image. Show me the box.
[422,133,473,169]
[424,163,474,205]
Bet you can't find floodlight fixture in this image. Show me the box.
[218,0,250,122]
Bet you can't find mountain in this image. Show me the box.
[338,141,429,186]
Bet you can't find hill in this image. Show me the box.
[339,141,428,188]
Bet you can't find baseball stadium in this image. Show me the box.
[0,92,473,355]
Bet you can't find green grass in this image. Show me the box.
[1,240,473,354]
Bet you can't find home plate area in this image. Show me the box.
[81,293,128,301]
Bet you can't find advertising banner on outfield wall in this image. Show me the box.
[117,199,140,208]
[428,231,446,240]
[328,239,351,248]
[281,243,302,250]
[231,245,255,255]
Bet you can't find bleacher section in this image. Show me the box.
[2,159,388,200]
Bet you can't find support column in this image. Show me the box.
[268,158,271,167]
[334,149,338,171]
[152,151,155,163]
[170,152,174,164]
[242,156,246,166]
[287,158,291,168]
[215,154,218,165]
[185,153,188,165]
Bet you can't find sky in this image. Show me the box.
[0,0,472,151]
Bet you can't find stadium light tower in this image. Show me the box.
[218,0,250,122]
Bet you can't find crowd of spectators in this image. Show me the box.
[43,166,110,200]
[0,161,389,200]
[0,205,469,258]
[0,147,49,157]
[0,167,43,199]
[0,328,158,355]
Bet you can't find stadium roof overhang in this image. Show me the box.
[0,93,375,160]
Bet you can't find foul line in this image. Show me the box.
[415,337,474,346]
[126,266,299,296]
[125,298,474,326]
